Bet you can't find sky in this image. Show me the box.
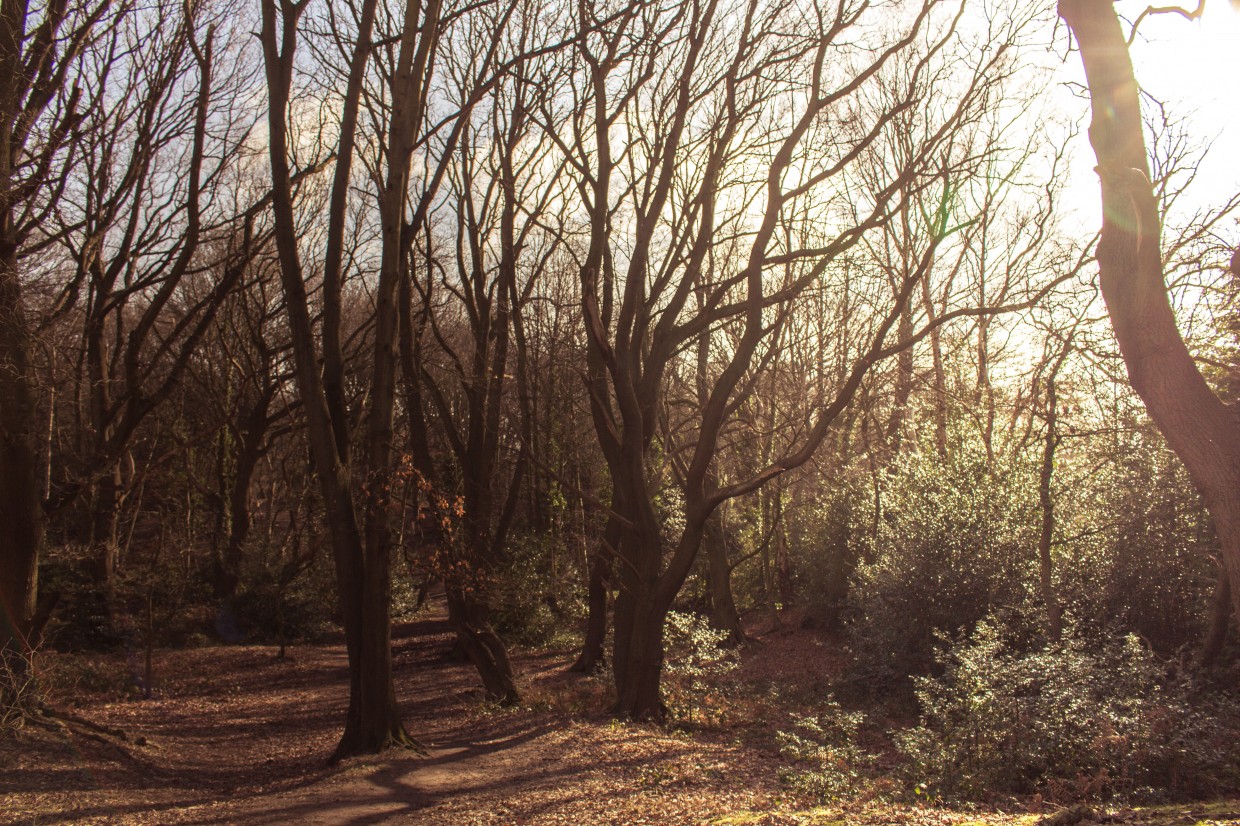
[1056,0,1240,226]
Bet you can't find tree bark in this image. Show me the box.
[612,572,669,721]
[704,509,744,645]
[1199,561,1231,668]
[610,467,679,721]
[569,516,617,674]
[885,298,915,455]
[1060,0,1240,623]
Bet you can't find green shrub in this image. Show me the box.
[1052,426,1218,656]
[777,695,875,802]
[664,610,738,725]
[38,547,123,651]
[231,580,329,646]
[489,535,584,649]
[790,468,872,631]
[846,437,1036,686]
[228,531,336,647]
[897,615,1240,803]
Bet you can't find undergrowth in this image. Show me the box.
[896,616,1240,803]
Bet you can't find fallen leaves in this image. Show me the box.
[4,604,1239,825]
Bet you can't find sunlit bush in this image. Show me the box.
[1052,421,1218,655]
[898,615,1240,802]
[777,695,875,802]
[664,610,738,725]
[845,434,1037,685]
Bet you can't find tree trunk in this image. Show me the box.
[612,583,668,722]
[89,463,123,619]
[773,492,794,608]
[446,587,518,704]
[215,397,272,602]
[1037,364,1063,642]
[885,298,915,455]
[1060,0,1240,624]
[704,509,744,645]
[610,478,673,721]
[260,0,415,761]
[0,246,41,665]
[570,516,617,674]
[1199,562,1231,668]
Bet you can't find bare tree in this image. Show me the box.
[547,0,1048,719]
[261,0,417,759]
[401,7,569,700]
[190,248,299,602]
[45,2,261,609]
[1,0,114,665]
[261,0,518,756]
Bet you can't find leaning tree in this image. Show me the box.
[1058,0,1240,628]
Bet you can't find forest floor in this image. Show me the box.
[4,599,1239,826]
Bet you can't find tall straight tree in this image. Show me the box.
[261,0,512,756]
[260,0,416,758]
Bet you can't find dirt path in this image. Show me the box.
[3,601,790,825]
[10,606,1235,826]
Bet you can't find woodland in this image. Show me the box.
[4,0,1240,822]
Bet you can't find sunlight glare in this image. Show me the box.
[1128,0,1240,204]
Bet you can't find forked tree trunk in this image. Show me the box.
[260,0,416,761]
[1060,0,1240,624]
[610,482,717,720]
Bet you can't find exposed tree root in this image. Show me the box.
[328,724,427,765]
[40,705,135,741]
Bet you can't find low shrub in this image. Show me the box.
[897,615,1240,803]
[489,535,583,649]
[777,695,876,802]
[1,650,42,736]
[664,610,738,725]
[844,438,1036,688]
